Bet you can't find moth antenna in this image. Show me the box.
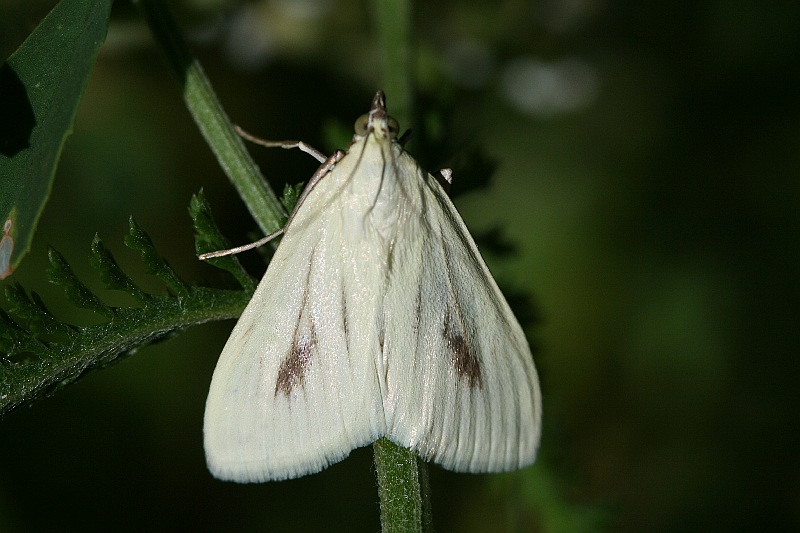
[198,150,344,261]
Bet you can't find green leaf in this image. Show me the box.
[89,235,150,303]
[0,284,251,416]
[0,216,254,416]
[0,306,48,359]
[189,190,256,292]
[280,182,305,214]
[124,218,189,298]
[0,0,114,279]
[3,283,74,338]
[47,247,114,319]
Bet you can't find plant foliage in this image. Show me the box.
[0,191,254,416]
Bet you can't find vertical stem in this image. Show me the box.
[136,0,284,236]
[142,0,429,530]
[371,1,430,532]
[373,438,432,533]
[373,0,414,126]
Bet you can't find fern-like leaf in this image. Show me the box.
[47,247,115,319]
[189,190,255,292]
[89,235,149,303]
[0,200,255,417]
[280,182,305,215]
[124,217,189,298]
[4,283,75,338]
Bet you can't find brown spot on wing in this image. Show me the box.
[444,311,483,389]
[275,336,314,397]
[341,288,349,353]
[275,248,317,397]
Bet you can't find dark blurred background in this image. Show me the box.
[1,0,798,531]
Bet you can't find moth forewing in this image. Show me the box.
[203,91,541,482]
[204,133,387,483]
[380,160,541,473]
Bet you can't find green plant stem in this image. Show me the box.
[371,0,430,531]
[373,438,432,533]
[143,0,429,529]
[136,0,284,236]
[374,0,413,126]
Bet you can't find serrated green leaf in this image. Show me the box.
[3,283,74,337]
[280,182,305,213]
[268,183,305,238]
[0,213,258,415]
[0,0,114,278]
[0,308,28,356]
[0,284,251,415]
[89,235,149,303]
[0,306,49,360]
[124,217,189,298]
[47,247,114,319]
[189,190,255,292]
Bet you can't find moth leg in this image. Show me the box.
[234,125,326,163]
[199,151,344,260]
[199,230,284,260]
[284,150,345,227]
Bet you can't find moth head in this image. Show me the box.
[354,90,400,141]
[353,113,400,140]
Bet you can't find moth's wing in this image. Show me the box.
[204,172,385,482]
[382,158,541,472]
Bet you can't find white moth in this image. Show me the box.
[204,91,541,482]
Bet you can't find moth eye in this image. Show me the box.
[387,117,400,138]
[354,114,370,136]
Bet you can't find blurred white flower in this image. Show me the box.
[501,56,598,116]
